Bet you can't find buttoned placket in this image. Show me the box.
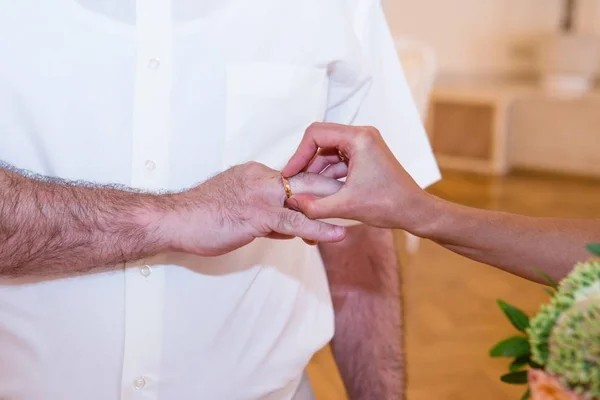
[120,0,172,398]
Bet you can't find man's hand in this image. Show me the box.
[0,161,344,277]
[282,122,433,231]
[162,161,345,257]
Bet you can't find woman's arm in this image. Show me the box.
[413,195,599,282]
[282,123,600,283]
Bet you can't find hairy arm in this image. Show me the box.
[413,195,600,282]
[0,165,170,276]
[0,162,344,277]
[319,224,403,400]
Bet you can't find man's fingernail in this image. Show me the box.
[287,198,300,211]
[333,226,345,238]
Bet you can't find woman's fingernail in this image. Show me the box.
[333,226,345,239]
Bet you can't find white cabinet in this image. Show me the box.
[427,81,600,178]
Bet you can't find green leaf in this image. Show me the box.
[500,370,528,384]
[528,360,543,370]
[490,336,530,358]
[510,355,530,372]
[543,288,555,297]
[588,243,600,257]
[533,268,558,289]
[521,388,531,400]
[497,300,530,332]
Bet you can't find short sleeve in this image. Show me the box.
[325,0,441,190]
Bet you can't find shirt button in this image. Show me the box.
[133,376,146,390]
[148,58,160,70]
[139,265,152,278]
[145,160,156,171]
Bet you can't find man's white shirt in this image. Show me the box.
[0,0,440,399]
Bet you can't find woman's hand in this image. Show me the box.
[281,122,435,230]
[283,123,600,285]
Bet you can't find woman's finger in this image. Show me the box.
[321,162,348,179]
[304,153,343,174]
[285,191,352,221]
[282,123,356,177]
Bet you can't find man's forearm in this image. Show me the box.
[0,166,171,276]
[414,195,600,282]
[320,225,403,400]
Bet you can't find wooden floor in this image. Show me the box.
[307,169,600,399]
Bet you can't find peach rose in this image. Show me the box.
[528,370,582,400]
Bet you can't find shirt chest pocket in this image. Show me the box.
[223,62,329,170]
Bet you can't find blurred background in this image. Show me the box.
[308,0,600,398]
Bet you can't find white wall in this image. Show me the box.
[384,0,600,79]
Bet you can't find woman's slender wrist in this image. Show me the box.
[404,193,453,239]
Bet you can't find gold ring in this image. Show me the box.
[281,175,293,199]
[337,149,348,162]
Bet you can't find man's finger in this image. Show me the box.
[288,172,343,198]
[270,208,345,242]
[282,123,356,177]
[286,192,349,221]
[265,233,296,240]
[303,239,319,246]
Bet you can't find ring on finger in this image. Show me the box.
[281,175,293,199]
[337,148,348,163]
[282,175,318,246]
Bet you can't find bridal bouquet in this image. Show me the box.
[490,244,600,400]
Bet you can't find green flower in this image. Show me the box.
[528,259,600,397]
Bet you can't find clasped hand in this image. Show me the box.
[162,122,428,257]
[162,161,345,257]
